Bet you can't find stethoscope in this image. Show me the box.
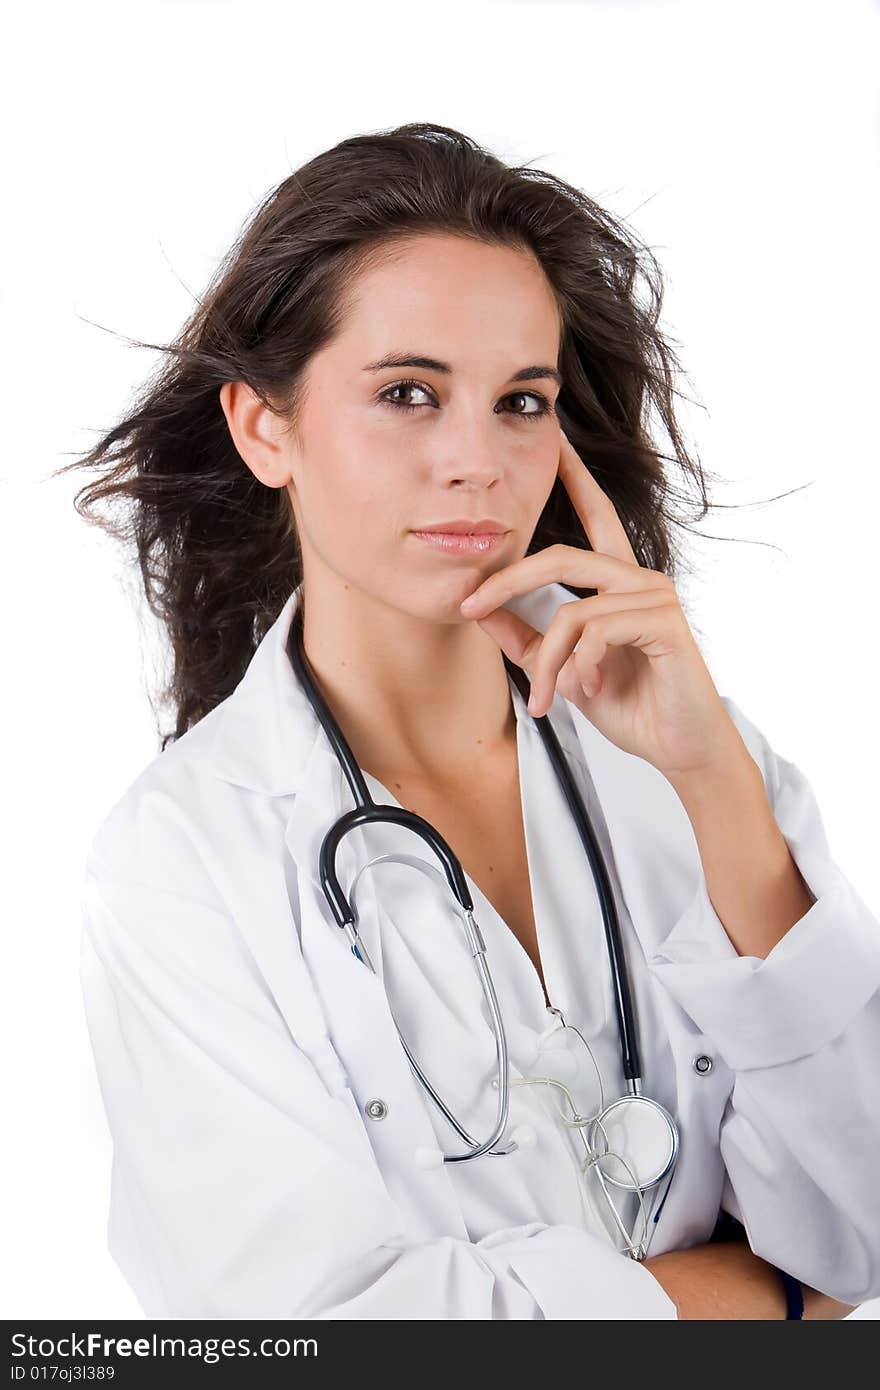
[287,603,680,1254]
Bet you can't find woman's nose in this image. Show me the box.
[435,431,503,487]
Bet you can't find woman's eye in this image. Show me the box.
[505,390,552,419]
[378,379,553,421]
[380,380,433,411]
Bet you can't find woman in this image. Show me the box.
[64,122,879,1319]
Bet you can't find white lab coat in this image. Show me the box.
[79,579,880,1319]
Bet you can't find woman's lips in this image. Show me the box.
[410,530,508,555]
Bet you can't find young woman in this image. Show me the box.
[64,122,878,1320]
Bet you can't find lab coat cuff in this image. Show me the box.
[647,846,880,1072]
[478,1223,678,1320]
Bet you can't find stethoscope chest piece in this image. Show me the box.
[590,1094,679,1190]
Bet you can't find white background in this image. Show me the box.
[2,0,878,1319]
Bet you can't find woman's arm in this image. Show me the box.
[648,696,880,1306]
[643,1242,857,1320]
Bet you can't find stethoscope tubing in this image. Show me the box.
[501,657,642,1085]
[287,603,643,1088]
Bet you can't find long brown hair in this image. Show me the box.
[51,121,800,752]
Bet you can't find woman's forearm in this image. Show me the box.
[642,1242,858,1320]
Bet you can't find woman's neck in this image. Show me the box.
[297,581,517,782]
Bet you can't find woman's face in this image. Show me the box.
[285,232,564,623]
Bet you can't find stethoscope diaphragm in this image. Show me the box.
[589,1093,679,1190]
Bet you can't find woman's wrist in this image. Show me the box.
[642,1243,858,1320]
[642,1243,787,1320]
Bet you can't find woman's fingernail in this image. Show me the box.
[460,595,478,613]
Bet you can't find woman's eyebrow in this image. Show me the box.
[362,352,563,388]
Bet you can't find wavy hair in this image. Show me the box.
[51,121,798,751]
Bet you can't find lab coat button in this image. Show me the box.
[365,1098,389,1120]
[693,1054,713,1075]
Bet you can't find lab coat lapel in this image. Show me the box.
[283,736,473,1240]
[202,583,466,1235]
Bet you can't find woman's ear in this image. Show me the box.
[218,381,294,489]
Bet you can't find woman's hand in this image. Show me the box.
[458,429,744,783]
[642,1244,858,1320]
